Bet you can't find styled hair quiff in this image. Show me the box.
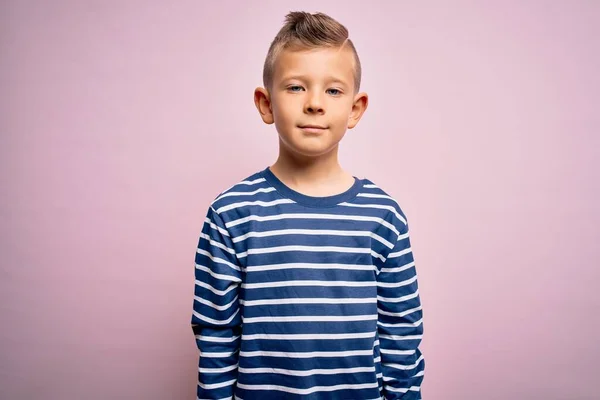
[262,11,362,92]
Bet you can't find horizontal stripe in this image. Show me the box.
[242,314,377,324]
[240,349,374,358]
[357,193,392,200]
[378,305,422,318]
[236,382,379,395]
[226,213,399,235]
[233,228,393,249]
[241,332,375,341]
[195,334,240,343]
[199,349,238,358]
[386,384,422,394]
[384,355,425,370]
[195,279,237,296]
[215,187,276,202]
[233,177,266,186]
[195,264,241,283]
[205,217,230,237]
[379,348,416,356]
[388,247,412,258]
[242,280,376,290]
[383,370,424,382]
[237,245,372,258]
[378,318,423,328]
[377,275,418,288]
[216,198,294,214]
[397,232,409,241]
[372,251,385,262]
[339,202,407,225]
[378,334,424,341]
[238,366,375,376]
[194,308,239,325]
[196,249,240,272]
[219,177,266,194]
[194,295,238,311]
[198,378,237,390]
[377,290,419,304]
[198,233,236,255]
[244,262,375,273]
[380,261,415,274]
[199,364,239,373]
[240,297,377,307]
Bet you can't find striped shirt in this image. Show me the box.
[192,167,425,400]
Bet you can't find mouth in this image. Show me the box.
[298,125,328,133]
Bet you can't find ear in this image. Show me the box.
[254,87,274,125]
[347,92,369,129]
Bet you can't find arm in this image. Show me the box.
[192,206,242,400]
[377,220,425,399]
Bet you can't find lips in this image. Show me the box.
[299,125,327,129]
[299,125,328,134]
[299,124,327,134]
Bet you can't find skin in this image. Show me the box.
[254,45,369,197]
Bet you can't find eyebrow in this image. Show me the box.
[280,75,350,87]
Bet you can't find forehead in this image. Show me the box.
[273,46,355,84]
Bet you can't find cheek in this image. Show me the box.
[272,96,290,114]
[330,102,354,124]
[273,101,302,126]
[273,107,292,126]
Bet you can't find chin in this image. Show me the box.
[289,142,339,158]
[278,129,342,157]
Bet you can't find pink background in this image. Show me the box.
[1,1,598,399]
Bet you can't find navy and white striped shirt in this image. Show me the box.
[192,167,425,400]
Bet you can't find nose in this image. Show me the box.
[304,91,325,114]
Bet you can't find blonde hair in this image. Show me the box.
[262,11,362,92]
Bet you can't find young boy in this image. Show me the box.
[192,11,425,400]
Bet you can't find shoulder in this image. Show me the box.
[208,169,276,215]
[357,176,409,230]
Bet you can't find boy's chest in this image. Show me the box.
[232,215,383,310]
[235,218,379,271]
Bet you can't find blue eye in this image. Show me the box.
[327,88,341,96]
[288,85,303,92]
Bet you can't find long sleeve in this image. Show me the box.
[192,206,242,400]
[377,219,425,399]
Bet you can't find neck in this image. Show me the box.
[269,141,354,196]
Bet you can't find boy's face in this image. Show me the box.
[255,46,368,158]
